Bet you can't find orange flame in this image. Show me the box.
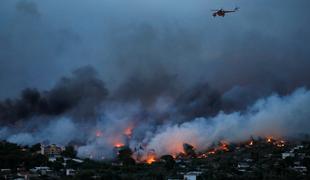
[275,140,285,147]
[249,141,253,146]
[264,137,286,147]
[197,153,208,159]
[146,150,157,164]
[218,141,229,151]
[204,141,229,156]
[266,137,272,143]
[146,157,156,164]
[114,143,125,148]
[207,150,216,155]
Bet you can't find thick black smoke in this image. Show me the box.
[0,66,108,125]
[176,83,225,119]
[111,71,179,106]
[0,65,232,131]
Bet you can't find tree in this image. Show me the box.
[62,145,77,158]
[75,170,95,180]
[66,159,80,169]
[160,155,175,170]
[118,147,133,161]
[117,147,135,166]
[30,143,41,153]
[183,143,196,157]
[48,161,64,171]
[25,154,48,169]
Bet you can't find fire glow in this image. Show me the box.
[146,156,156,164]
[146,150,157,164]
[267,137,273,143]
[109,135,290,165]
[205,141,230,155]
[96,127,287,164]
[185,137,287,160]
[114,143,125,148]
[124,127,133,137]
[95,130,103,137]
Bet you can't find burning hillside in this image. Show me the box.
[0,67,309,162]
[110,136,292,165]
[0,0,310,179]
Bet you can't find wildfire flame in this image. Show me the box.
[207,150,216,155]
[218,141,229,151]
[276,140,285,147]
[266,137,273,143]
[119,136,286,163]
[249,140,253,146]
[114,143,125,148]
[204,141,229,156]
[197,153,208,159]
[190,137,286,160]
[264,136,286,148]
[146,150,157,164]
[146,156,156,164]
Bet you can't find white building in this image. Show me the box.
[72,158,84,163]
[30,166,51,175]
[184,171,202,180]
[292,166,307,173]
[41,144,64,157]
[66,169,76,176]
[282,152,295,159]
[237,162,250,172]
[237,162,250,169]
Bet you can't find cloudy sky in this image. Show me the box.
[1,0,310,157]
[0,0,310,99]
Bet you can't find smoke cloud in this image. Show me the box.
[0,0,310,159]
[147,88,310,156]
[0,66,107,125]
[1,67,310,159]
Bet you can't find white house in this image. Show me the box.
[184,171,202,180]
[66,169,76,176]
[282,152,295,159]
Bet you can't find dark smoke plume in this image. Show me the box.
[0,66,108,125]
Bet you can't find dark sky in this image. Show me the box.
[1,1,310,156]
[1,0,310,99]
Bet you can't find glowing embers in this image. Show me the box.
[276,140,285,147]
[206,141,230,156]
[218,141,229,151]
[197,153,208,159]
[146,156,156,164]
[190,141,230,159]
[266,137,273,143]
[265,136,285,147]
[146,149,157,164]
[114,143,125,148]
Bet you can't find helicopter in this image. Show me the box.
[211,7,239,17]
